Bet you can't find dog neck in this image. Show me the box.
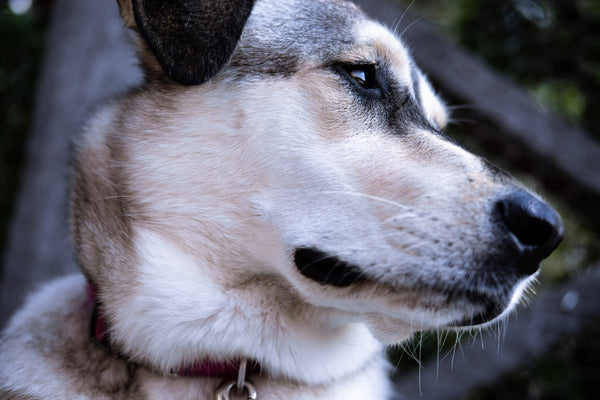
[83,228,386,386]
[85,281,261,379]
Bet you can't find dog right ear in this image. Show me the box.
[116,0,256,85]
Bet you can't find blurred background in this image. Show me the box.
[1,0,47,250]
[1,0,599,398]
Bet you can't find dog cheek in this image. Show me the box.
[363,313,416,344]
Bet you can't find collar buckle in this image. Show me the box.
[215,359,258,400]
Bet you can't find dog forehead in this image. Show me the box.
[252,0,361,37]
[243,0,361,57]
[230,0,411,77]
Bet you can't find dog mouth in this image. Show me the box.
[294,248,366,287]
[448,291,509,327]
[293,247,519,327]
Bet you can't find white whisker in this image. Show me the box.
[391,0,416,35]
[399,14,429,38]
[382,212,419,225]
[321,190,410,210]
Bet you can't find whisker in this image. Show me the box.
[417,331,424,396]
[391,0,416,35]
[321,190,409,210]
[399,14,429,38]
[436,329,441,380]
[381,212,419,225]
[447,117,479,126]
[445,103,478,112]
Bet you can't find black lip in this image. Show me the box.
[293,248,520,327]
[294,248,366,287]
[450,292,507,327]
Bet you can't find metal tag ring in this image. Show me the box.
[215,379,258,400]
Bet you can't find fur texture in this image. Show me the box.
[0,0,562,399]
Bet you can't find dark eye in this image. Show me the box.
[348,68,367,86]
[333,63,382,99]
[342,64,378,90]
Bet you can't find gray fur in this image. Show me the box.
[0,0,562,399]
[229,0,364,77]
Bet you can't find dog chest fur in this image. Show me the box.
[0,275,390,399]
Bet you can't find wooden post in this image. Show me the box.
[0,0,141,326]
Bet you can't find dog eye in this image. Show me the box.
[343,64,378,89]
[349,69,367,85]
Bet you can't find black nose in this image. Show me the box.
[496,190,564,275]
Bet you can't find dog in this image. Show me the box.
[0,0,564,399]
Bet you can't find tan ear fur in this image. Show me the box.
[116,0,136,29]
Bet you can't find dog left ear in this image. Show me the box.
[118,0,256,85]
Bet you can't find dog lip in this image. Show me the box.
[292,249,522,326]
[447,290,509,328]
[293,248,366,287]
[450,305,505,328]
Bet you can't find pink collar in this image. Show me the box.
[85,282,260,379]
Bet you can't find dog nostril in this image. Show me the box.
[496,190,564,271]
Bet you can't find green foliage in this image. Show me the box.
[0,6,46,249]
[530,81,585,121]
[443,0,600,136]
[403,0,600,136]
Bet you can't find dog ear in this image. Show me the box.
[116,0,256,85]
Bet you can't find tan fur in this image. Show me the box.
[115,0,135,28]
[0,0,562,399]
[0,390,42,400]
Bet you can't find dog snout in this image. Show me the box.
[495,189,564,275]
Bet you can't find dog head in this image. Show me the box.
[71,0,563,379]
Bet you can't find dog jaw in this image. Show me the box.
[106,228,387,386]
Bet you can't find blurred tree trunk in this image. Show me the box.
[0,0,141,326]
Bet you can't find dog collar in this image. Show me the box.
[85,282,261,379]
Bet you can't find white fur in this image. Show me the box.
[0,0,552,398]
[110,228,384,386]
[0,275,92,399]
